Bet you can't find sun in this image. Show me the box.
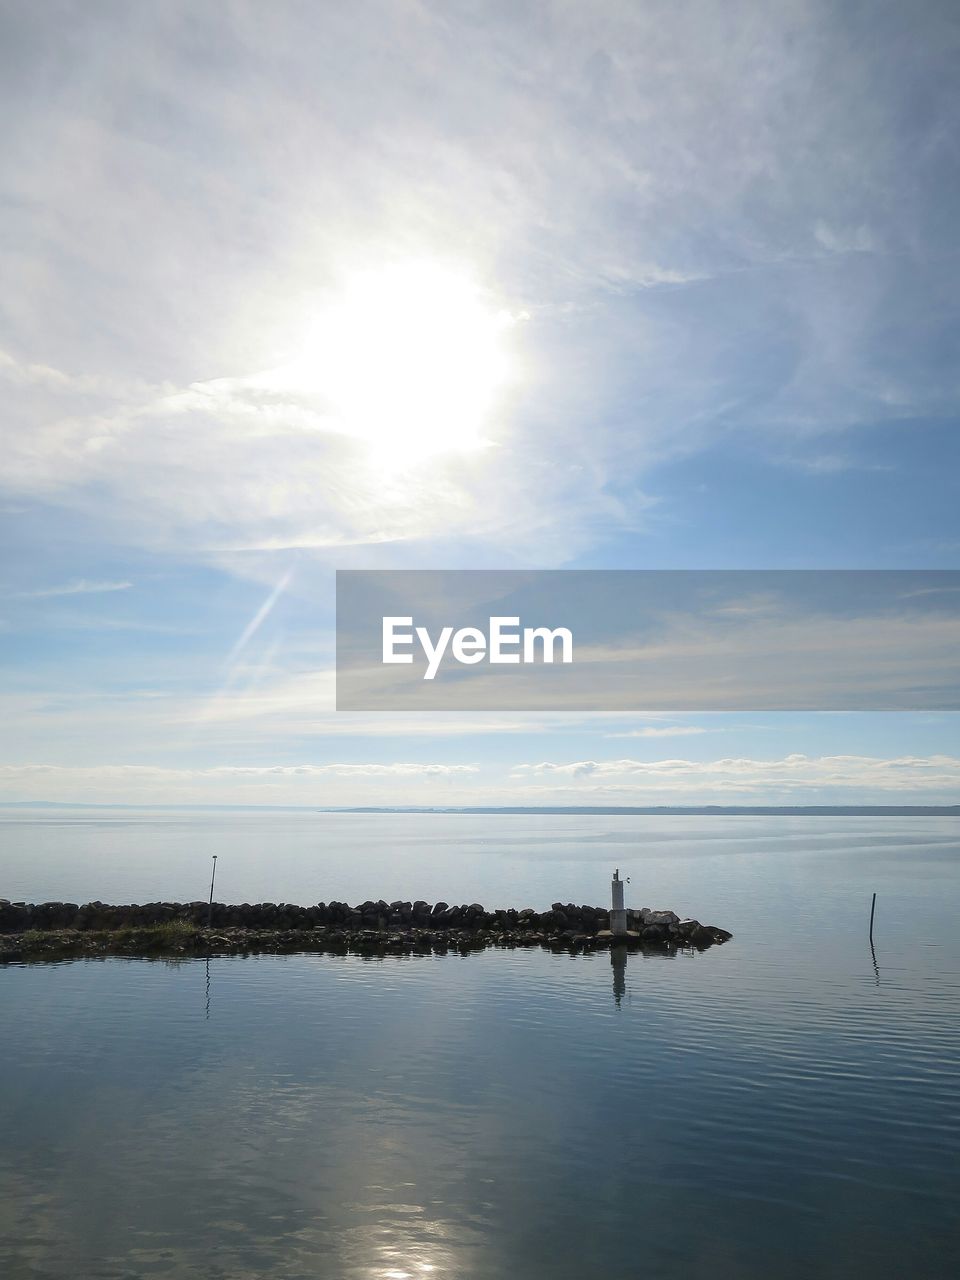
[288,261,517,462]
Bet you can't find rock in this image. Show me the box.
[690,923,732,946]
[641,908,680,926]
[705,925,733,942]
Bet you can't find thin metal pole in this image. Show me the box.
[869,891,876,944]
[207,855,218,929]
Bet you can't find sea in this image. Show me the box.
[1,808,958,1279]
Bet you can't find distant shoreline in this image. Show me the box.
[1,802,957,815]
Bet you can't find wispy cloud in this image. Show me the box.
[223,570,294,667]
[16,579,132,599]
[813,220,879,256]
[604,726,708,739]
[0,763,479,779]
[0,761,480,806]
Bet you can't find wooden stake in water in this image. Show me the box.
[869,891,877,944]
[207,855,218,929]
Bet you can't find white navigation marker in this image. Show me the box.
[610,868,628,937]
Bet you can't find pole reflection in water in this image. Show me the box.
[611,945,628,1009]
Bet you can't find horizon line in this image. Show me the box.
[0,802,957,816]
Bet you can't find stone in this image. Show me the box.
[705,925,733,942]
[641,908,680,926]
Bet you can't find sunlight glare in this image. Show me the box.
[292,262,516,462]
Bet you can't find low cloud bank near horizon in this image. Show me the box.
[1,753,957,808]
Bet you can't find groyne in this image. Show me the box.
[0,898,732,962]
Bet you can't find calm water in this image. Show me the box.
[1,811,959,1278]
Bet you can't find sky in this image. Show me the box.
[1,0,959,807]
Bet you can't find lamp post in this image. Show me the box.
[207,855,218,929]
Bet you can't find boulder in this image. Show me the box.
[641,908,680,926]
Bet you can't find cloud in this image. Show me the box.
[1,0,957,572]
[813,220,879,255]
[2,752,955,808]
[0,677,621,761]
[512,753,960,797]
[0,763,478,779]
[0,344,605,563]
[339,586,960,712]
[604,726,708,739]
[16,579,132,599]
[0,346,158,399]
[0,761,480,805]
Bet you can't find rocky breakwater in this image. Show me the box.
[0,898,732,962]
